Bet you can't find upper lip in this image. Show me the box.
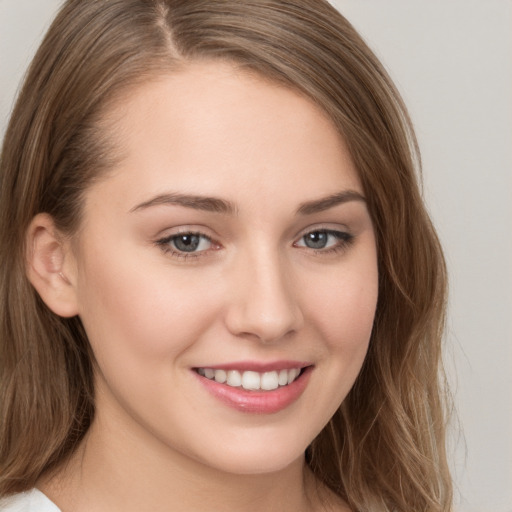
[193,360,312,372]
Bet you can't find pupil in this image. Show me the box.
[305,232,328,249]
[174,234,200,252]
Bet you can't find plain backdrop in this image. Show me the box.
[1,1,511,511]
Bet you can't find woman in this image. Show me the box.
[0,1,452,511]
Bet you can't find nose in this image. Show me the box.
[224,249,304,343]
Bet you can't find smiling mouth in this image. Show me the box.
[195,367,304,391]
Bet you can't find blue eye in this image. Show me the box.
[157,232,213,255]
[296,229,353,251]
[302,231,330,249]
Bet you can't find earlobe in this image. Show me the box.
[25,213,79,318]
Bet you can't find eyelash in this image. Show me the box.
[155,228,354,261]
[155,231,216,261]
[294,229,354,255]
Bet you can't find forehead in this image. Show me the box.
[88,61,361,213]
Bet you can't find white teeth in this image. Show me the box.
[198,367,303,391]
[242,371,261,390]
[287,368,300,385]
[226,370,242,387]
[214,369,227,384]
[261,371,279,390]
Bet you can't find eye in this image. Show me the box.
[294,229,353,252]
[156,232,214,255]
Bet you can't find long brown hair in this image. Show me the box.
[0,1,452,510]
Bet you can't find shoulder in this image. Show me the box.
[0,489,61,512]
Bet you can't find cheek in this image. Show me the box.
[75,243,223,364]
[305,261,378,353]
[318,286,376,385]
[291,257,378,434]
[302,251,378,395]
[332,278,377,348]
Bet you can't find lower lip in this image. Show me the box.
[194,367,313,414]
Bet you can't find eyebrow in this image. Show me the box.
[130,189,365,216]
[296,190,366,215]
[130,193,236,215]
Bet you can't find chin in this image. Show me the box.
[205,450,305,476]
[187,429,311,476]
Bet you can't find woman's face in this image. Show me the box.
[69,61,378,475]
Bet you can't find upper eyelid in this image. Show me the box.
[155,225,219,241]
[155,232,216,260]
[154,222,353,247]
[294,224,351,239]
[157,231,215,247]
[155,225,351,241]
[294,228,353,245]
[297,228,350,238]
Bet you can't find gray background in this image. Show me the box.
[1,1,511,511]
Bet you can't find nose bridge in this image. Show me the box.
[225,243,303,343]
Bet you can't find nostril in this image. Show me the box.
[224,264,304,342]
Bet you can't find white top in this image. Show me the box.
[0,489,60,512]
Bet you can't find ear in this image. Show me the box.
[25,213,79,318]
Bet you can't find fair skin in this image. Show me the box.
[28,62,378,512]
